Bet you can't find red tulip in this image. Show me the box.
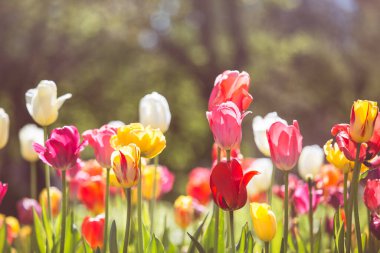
[0,182,7,205]
[82,214,105,249]
[208,70,253,112]
[78,176,105,214]
[364,179,380,212]
[207,101,248,150]
[266,120,303,171]
[210,159,259,211]
[186,167,211,205]
[33,126,86,170]
[82,125,117,168]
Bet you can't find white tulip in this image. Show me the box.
[19,124,44,162]
[298,145,324,180]
[0,108,9,149]
[107,120,125,128]
[139,92,171,133]
[252,112,287,156]
[246,158,273,193]
[25,80,72,126]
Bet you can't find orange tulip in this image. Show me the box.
[39,187,62,217]
[82,214,105,249]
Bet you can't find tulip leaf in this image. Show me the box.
[333,211,345,253]
[146,234,165,253]
[0,222,8,253]
[109,220,119,253]
[246,231,254,252]
[361,233,367,253]
[188,232,206,253]
[162,216,170,248]
[33,209,47,253]
[295,233,306,253]
[314,223,322,253]
[236,223,248,253]
[188,214,208,253]
[41,204,54,251]
[203,208,225,253]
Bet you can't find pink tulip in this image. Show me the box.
[206,101,248,150]
[293,183,323,215]
[0,182,7,205]
[159,166,175,196]
[267,120,303,171]
[364,179,380,212]
[83,125,117,168]
[33,126,86,170]
[208,70,253,112]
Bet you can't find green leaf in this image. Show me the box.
[0,222,9,253]
[295,233,306,253]
[245,231,254,252]
[188,232,206,253]
[109,220,118,253]
[236,223,248,253]
[146,234,165,253]
[188,214,209,253]
[33,209,47,253]
[361,233,367,253]
[41,203,54,251]
[314,223,322,253]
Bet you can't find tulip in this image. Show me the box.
[0,108,9,149]
[0,182,8,205]
[108,120,125,128]
[186,167,211,205]
[333,124,367,162]
[5,216,20,243]
[324,139,352,172]
[17,198,42,225]
[349,100,378,143]
[245,158,273,192]
[81,214,105,249]
[369,212,380,240]
[159,166,175,196]
[208,70,253,112]
[39,187,62,217]
[25,80,72,126]
[210,159,258,211]
[78,176,105,214]
[139,92,171,133]
[174,195,195,229]
[292,183,322,215]
[19,124,44,162]
[298,145,324,180]
[111,144,140,188]
[110,123,165,159]
[207,101,248,150]
[252,112,287,157]
[250,203,277,242]
[363,179,380,212]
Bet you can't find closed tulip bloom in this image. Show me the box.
[139,92,171,133]
[186,167,211,205]
[0,182,8,205]
[110,123,166,159]
[111,144,140,188]
[267,120,303,171]
[5,216,20,243]
[363,179,380,212]
[250,203,277,242]
[207,101,248,150]
[210,159,259,211]
[33,126,86,171]
[252,112,287,157]
[293,183,322,215]
[39,187,62,217]
[298,145,324,180]
[78,176,105,214]
[0,108,9,149]
[83,125,117,168]
[25,80,72,126]
[142,164,161,199]
[324,139,352,172]
[246,158,273,193]
[174,195,195,229]
[369,212,380,240]
[17,198,42,225]
[19,124,44,162]
[349,100,378,143]
[208,70,253,112]
[82,214,105,249]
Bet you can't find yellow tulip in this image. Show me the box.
[5,216,20,240]
[250,203,277,242]
[110,123,166,159]
[174,195,194,229]
[349,100,378,143]
[324,139,352,173]
[142,165,161,200]
[39,187,62,217]
[111,144,140,188]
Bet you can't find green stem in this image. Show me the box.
[268,168,275,206]
[214,204,219,253]
[343,172,348,215]
[137,158,144,252]
[345,143,361,253]
[229,211,235,253]
[60,170,67,253]
[283,171,289,253]
[104,168,110,253]
[354,189,362,253]
[123,188,132,253]
[307,178,314,253]
[150,156,159,234]
[265,242,269,253]
[367,209,373,253]
[43,126,52,221]
[226,149,231,162]
[31,162,37,199]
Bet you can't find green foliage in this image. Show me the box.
[109,220,118,253]
[236,223,255,253]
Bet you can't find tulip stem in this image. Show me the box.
[268,168,275,206]
[353,188,362,253]
[60,170,67,253]
[43,126,52,221]
[283,171,289,253]
[345,143,362,253]
[226,149,231,161]
[150,156,159,234]
[104,168,110,253]
[343,172,348,215]
[307,178,314,253]
[214,204,219,253]
[137,159,144,253]
[30,162,37,200]
[229,211,236,253]
[264,242,269,253]
[123,188,132,253]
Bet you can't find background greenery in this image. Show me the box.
[0,0,379,215]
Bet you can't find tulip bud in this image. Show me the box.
[246,158,273,193]
[0,182,8,205]
[298,145,324,180]
[349,100,378,143]
[186,167,211,205]
[17,198,42,225]
[139,92,171,133]
[111,144,140,188]
[0,108,9,149]
[81,214,105,249]
[369,212,380,240]
[174,195,195,229]
[250,203,277,242]
[39,187,62,217]
[5,216,20,242]
[19,124,44,162]
[252,112,287,157]
[25,80,72,126]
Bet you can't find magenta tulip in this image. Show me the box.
[364,179,380,212]
[0,182,7,205]
[293,183,322,215]
[17,198,42,225]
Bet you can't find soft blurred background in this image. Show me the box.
[0,0,379,215]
